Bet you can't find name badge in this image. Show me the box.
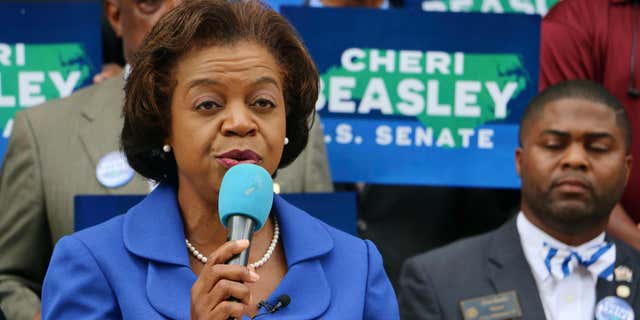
[460,291,523,320]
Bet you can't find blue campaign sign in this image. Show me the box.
[282,7,540,188]
[0,1,101,163]
[75,193,358,235]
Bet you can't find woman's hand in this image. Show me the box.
[191,240,260,319]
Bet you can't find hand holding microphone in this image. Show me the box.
[190,239,259,320]
[190,164,273,320]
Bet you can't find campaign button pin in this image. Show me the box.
[615,266,633,283]
[617,285,631,299]
[595,296,634,320]
[96,151,134,188]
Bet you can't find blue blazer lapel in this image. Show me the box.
[121,191,335,319]
[261,260,331,319]
[146,262,195,320]
[487,218,546,319]
[123,184,196,319]
[260,196,333,319]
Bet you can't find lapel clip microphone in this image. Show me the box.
[253,295,291,319]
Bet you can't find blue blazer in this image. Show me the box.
[42,185,399,319]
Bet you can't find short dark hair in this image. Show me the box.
[519,80,632,153]
[121,0,319,184]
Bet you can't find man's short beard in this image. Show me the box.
[523,188,611,236]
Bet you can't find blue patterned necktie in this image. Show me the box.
[541,241,616,281]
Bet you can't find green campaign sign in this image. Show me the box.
[0,2,101,162]
[283,7,540,187]
[420,0,560,15]
[0,43,93,137]
[318,49,529,148]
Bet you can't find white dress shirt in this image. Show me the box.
[124,64,131,80]
[517,212,607,320]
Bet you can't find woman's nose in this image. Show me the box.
[220,103,257,137]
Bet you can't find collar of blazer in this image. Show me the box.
[78,74,125,122]
[123,184,333,319]
[486,218,546,319]
[77,75,127,174]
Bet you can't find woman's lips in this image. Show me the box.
[216,158,260,168]
[215,149,262,168]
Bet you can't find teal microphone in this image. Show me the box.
[218,164,273,266]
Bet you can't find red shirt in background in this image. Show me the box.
[540,0,640,221]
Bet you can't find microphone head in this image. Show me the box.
[218,164,273,231]
[276,294,291,307]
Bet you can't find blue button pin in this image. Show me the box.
[96,151,135,188]
[595,296,634,320]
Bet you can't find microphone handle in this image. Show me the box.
[226,215,256,266]
[225,215,256,320]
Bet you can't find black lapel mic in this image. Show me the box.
[252,295,292,319]
[270,294,291,312]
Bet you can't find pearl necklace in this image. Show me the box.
[185,217,279,269]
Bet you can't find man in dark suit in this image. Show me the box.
[399,80,638,320]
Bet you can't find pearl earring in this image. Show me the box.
[162,144,171,153]
[284,137,289,145]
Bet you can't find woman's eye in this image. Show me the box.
[136,0,163,14]
[195,100,220,111]
[252,98,276,109]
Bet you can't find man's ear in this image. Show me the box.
[624,154,633,186]
[515,147,523,178]
[105,0,123,38]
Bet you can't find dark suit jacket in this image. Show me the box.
[42,184,398,319]
[398,218,640,320]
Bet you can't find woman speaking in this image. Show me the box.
[41,0,398,319]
